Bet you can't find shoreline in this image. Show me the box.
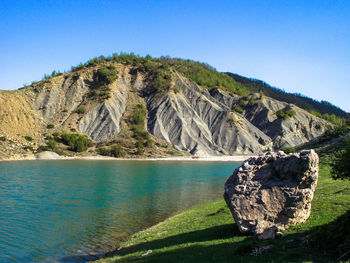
[0,154,255,162]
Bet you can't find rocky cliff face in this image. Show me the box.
[0,63,333,158]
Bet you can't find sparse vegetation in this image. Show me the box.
[23,145,34,152]
[127,104,153,154]
[276,108,296,120]
[98,144,125,157]
[136,140,144,155]
[24,136,33,142]
[227,72,348,121]
[61,133,91,152]
[76,106,86,114]
[0,136,6,141]
[38,136,59,152]
[331,138,350,180]
[164,58,248,96]
[110,144,125,157]
[88,65,118,100]
[43,70,63,80]
[281,147,296,154]
[308,109,346,126]
[128,104,147,126]
[46,124,54,129]
[94,65,118,85]
[231,105,244,114]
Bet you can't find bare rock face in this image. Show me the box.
[224,150,319,235]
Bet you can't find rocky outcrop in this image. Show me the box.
[35,74,90,120]
[147,73,272,155]
[78,88,128,141]
[224,150,319,235]
[35,151,62,160]
[243,96,332,148]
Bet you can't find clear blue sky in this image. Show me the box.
[1,0,349,112]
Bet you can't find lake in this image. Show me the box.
[0,160,240,262]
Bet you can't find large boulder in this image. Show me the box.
[224,150,319,235]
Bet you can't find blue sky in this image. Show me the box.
[1,0,349,111]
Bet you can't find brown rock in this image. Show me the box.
[224,150,319,235]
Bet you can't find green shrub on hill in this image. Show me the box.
[76,106,86,114]
[110,144,125,157]
[319,125,350,143]
[98,144,125,157]
[331,138,350,180]
[281,147,296,153]
[136,140,144,155]
[164,58,248,96]
[24,136,33,142]
[46,124,54,129]
[46,137,58,151]
[88,65,118,100]
[61,133,91,152]
[308,110,346,126]
[227,72,348,120]
[231,105,244,114]
[276,109,296,120]
[94,65,118,85]
[128,104,147,126]
[127,104,153,154]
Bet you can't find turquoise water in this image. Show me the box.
[0,160,239,262]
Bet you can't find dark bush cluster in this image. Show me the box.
[94,65,118,86]
[127,104,152,155]
[319,125,350,143]
[98,144,125,157]
[128,104,147,126]
[24,136,33,142]
[331,138,350,180]
[89,65,118,100]
[61,133,92,152]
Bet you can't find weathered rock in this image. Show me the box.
[224,150,319,235]
[78,89,127,141]
[257,226,278,240]
[35,151,61,160]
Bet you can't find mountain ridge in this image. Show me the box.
[0,54,338,159]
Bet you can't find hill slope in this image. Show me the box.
[0,55,335,159]
[226,72,348,123]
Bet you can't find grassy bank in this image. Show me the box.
[97,163,350,262]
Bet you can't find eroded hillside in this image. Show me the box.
[0,56,334,159]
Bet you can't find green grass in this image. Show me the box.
[97,163,350,262]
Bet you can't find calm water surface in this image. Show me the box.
[0,160,240,262]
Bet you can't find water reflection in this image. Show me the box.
[0,160,239,262]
